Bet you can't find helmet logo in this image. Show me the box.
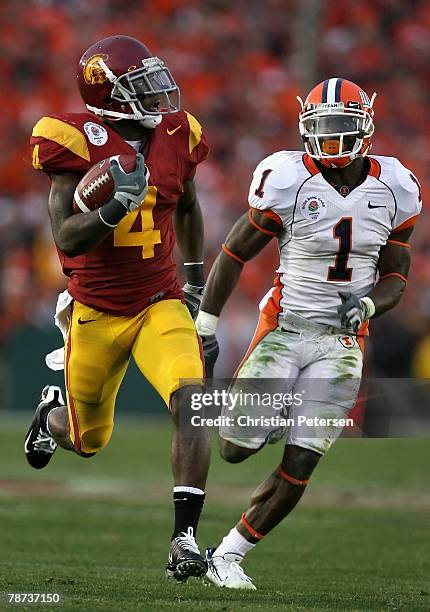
[83,54,108,85]
[127,65,137,71]
[359,89,371,106]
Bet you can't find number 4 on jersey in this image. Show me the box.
[114,186,161,259]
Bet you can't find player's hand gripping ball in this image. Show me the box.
[73,153,150,214]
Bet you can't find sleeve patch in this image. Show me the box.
[185,111,202,154]
[32,117,90,162]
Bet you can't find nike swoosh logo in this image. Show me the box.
[167,125,181,136]
[368,202,386,209]
[78,317,96,325]
[24,433,31,453]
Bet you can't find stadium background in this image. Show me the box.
[1,0,430,412]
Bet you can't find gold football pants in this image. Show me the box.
[64,299,204,454]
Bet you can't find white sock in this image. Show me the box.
[173,486,205,495]
[214,527,256,561]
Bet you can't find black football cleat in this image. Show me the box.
[24,385,64,469]
[165,527,207,582]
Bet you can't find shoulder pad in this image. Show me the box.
[255,151,300,190]
[393,158,420,194]
[375,155,419,195]
[163,110,204,155]
[184,110,203,155]
[166,110,208,178]
[32,115,90,162]
[374,156,422,229]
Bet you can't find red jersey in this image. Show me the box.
[30,111,209,315]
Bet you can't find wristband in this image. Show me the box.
[183,282,204,294]
[184,262,205,287]
[98,197,129,227]
[98,209,117,228]
[195,310,219,336]
[361,297,376,320]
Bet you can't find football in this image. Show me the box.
[73,154,137,213]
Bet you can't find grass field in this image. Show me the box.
[0,414,429,611]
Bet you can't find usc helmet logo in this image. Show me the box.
[83,54,108,85]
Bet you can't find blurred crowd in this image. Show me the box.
[0,0,429,377]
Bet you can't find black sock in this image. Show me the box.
[172,490,205,540]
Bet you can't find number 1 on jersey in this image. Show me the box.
[328,217,353,281]
[255,169,273,198]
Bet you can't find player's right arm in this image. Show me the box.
[31,116,148,257]
[48,172,113,257]
[196,153,292,374]
[200,210,281,317]
[49,155,148,257]
[196,210,281,376]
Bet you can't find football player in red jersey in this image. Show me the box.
[26,35,210,581]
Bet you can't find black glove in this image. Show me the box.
[200,334,219,378]
[110,153,149,212]
[183,283,204,320]
[337,291,366,332]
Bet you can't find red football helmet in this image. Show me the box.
[297,78,376,168]
[77,35,180,129]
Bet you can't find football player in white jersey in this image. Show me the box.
[195,78,422,589]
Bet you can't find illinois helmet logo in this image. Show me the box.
[83,54,108,85]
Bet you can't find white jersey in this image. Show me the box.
[249,151,421,327]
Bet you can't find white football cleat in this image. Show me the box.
[205,548,256,590]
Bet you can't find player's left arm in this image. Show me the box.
[366,225,413,315]
[338,164,421,331]
[174,178,205,318]
[338,227,415,331]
